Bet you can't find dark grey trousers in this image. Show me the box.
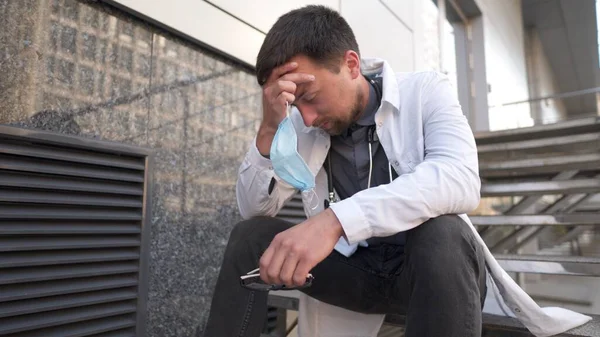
[201,214,487,337]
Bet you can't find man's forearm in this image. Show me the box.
[256,123,277,156]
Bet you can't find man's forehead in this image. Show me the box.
[288,56,330,78]
[289,54,316,69]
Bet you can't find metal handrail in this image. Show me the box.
[490,87,600,107]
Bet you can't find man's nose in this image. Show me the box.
[297,105,318,127]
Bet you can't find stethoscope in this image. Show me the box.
[325,75,393,208]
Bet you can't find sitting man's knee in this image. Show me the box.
[409,215,474,247]
[230,217,262,240]
[407,215,482,274]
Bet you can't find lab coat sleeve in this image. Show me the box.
[329,72,481,244]
[236,136,297,219]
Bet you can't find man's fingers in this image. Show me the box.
[279,250,300,287]
[268,62,298,83]
[265,245,286,285]
[275,80,297,95]
[277,92,295,106]
[267,74,314,100]
[293,260,313,287]
[280,72,315,85]
[259,246,274,283]
[261,234,288,284]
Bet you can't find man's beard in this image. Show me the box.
[326,90,364,136]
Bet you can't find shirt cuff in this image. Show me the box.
[329,198,372,244]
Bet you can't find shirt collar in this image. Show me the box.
[360,57,400,112]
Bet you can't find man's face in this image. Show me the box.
[288,53,364,135]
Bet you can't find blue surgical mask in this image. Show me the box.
[270,104,315,192]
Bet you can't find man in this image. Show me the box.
[202,5,590,337]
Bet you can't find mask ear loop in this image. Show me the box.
[302,189,320,216]
[308,189,318,211]
[285,101,291,118]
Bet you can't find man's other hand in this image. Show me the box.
[259,208,344,287]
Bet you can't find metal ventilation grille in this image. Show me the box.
[276,193,306,224]
[0,126,152,337]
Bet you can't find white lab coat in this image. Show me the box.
[235,58,592,336]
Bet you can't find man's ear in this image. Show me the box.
[344,50,361,80]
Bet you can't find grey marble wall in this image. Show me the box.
[0,0,262,335]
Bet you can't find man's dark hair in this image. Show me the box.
[256,5,360,86]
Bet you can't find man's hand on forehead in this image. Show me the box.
[258,61,315,133]
[264,62,315,107]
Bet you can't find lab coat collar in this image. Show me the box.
[361,57,400,112]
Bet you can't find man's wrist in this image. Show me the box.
[258,121,277,135]
[324,208,345,238]
[256,124,277,156]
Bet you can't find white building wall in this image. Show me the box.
[105,0,264,66]
[417,0,458,89]
[475,0,533,131]
[341,0,417,72]
[525,28,568,124]
[108,0,548,132]
[208,0,339,33]
[107,0,424,72]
